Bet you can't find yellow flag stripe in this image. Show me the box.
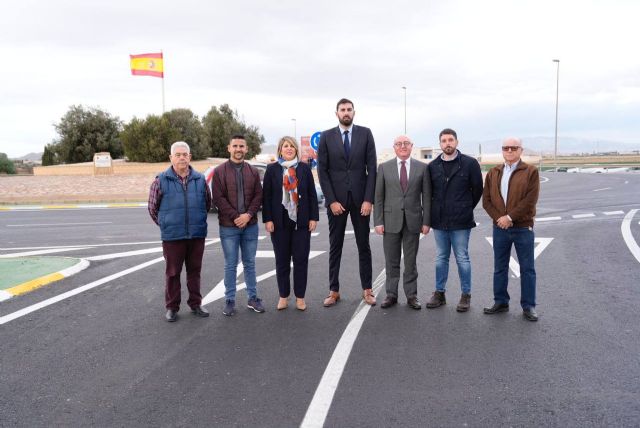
[130,57,164,72]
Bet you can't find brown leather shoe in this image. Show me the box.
[363,289,376,306]
[426,291,446,308]
[380,296,397,309]
[456,293,471,312]
[407,297,422,310]
[296,298,307,311]
[277,297,289,310]
[323,291,340,307]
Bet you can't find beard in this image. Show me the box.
[338,115,353,126]
[442,146,456,155]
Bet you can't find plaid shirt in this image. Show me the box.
[148,168,212,226]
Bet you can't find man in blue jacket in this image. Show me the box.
[426,129,483,312]
[148,141,211,322]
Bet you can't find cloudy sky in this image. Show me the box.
[1,0,639,158]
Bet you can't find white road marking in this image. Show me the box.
[604,211,625,215]
[311,233,320,237]
[621,209,640,264]
[86,239,222,261]
[6,222,113,228]
[0,240,219,325]
[593,187,611,192]
[540,176,549,183]
[485,237,553,277]
[535,216,561,222]
[0,291,12,302]
[0,247,89,258]
[345,230,354,235]
[572,213,596,219]
[0,240,167,251]
[201,251,325,306]
[301,269,385,428]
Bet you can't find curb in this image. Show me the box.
[0,258,90,302]
[0,202,146,211]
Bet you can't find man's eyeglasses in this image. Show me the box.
[394,141,412,147]
[502,146,521,152]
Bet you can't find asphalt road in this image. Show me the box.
[1,172,639,427]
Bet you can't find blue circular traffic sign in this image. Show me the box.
[310,131,321,151]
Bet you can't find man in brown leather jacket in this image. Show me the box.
[482,137,540,321]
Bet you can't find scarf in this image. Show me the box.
[278,157,299,222]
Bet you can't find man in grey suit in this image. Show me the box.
[318,98,377,307]
[374,135,431,309]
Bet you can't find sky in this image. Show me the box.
[1,0,639,158]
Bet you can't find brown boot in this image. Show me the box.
[363,289,376,306]
[323,291,340,307]
[456,293,471,312]
[426,291,446,308]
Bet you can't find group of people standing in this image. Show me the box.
[148,98,540,323]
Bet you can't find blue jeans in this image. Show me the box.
[492,225,536,309]
[219,223,259,302]
[433,228,472,294]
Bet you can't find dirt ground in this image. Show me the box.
[0,174,156,204]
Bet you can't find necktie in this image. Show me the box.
[343,130,351,160]
[400,160,408,193]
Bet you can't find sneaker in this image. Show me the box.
[456,293,471,312]
[223,300,236,316]
[426,291,446,308]
[247,297,265,313]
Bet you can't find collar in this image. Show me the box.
[503,160,520,170]
[338,124,353,135]
[440,150,459,162]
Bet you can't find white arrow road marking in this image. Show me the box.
[0,247,90,258]
[621,209,640,264]
[301,269,386,428]
[485,237,554,277]
[201,251,325,306]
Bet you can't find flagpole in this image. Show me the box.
[161,49,165,113]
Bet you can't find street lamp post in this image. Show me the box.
[402,86,407,134]
[553,59,560,171]
[291,118,297,140]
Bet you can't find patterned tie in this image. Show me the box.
[343,130,351,160]
[400,160,408,193]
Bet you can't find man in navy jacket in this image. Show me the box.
[317,98,377,307]
[148,141,211,322]
[426,129,483,312]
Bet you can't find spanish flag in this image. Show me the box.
[130,52,164,78]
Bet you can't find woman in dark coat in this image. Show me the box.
[262,136,319,311]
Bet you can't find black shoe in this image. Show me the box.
[407,297,422,310]
[483,303,509,314]
[380,296,397,309]
[523,308,539,322]
[191,306,209,318]
[165,309,178,322]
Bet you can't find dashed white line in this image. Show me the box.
[536,216,561,222]
[572,213,596,219]
[0,247,89,258]
[6,222,113,228]
[301,269,386,428]
[593,187,612,192]
[621,209,640,264]
[604,211,625,216]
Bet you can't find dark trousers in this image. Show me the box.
[327,193,372,291]
[492,226,536,309]
[271,210,311,298]
[162,238,205,311]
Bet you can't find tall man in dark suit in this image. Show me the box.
[374,136,431,309]
[318,98,377,307]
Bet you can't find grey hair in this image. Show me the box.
[170,141,190,155]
